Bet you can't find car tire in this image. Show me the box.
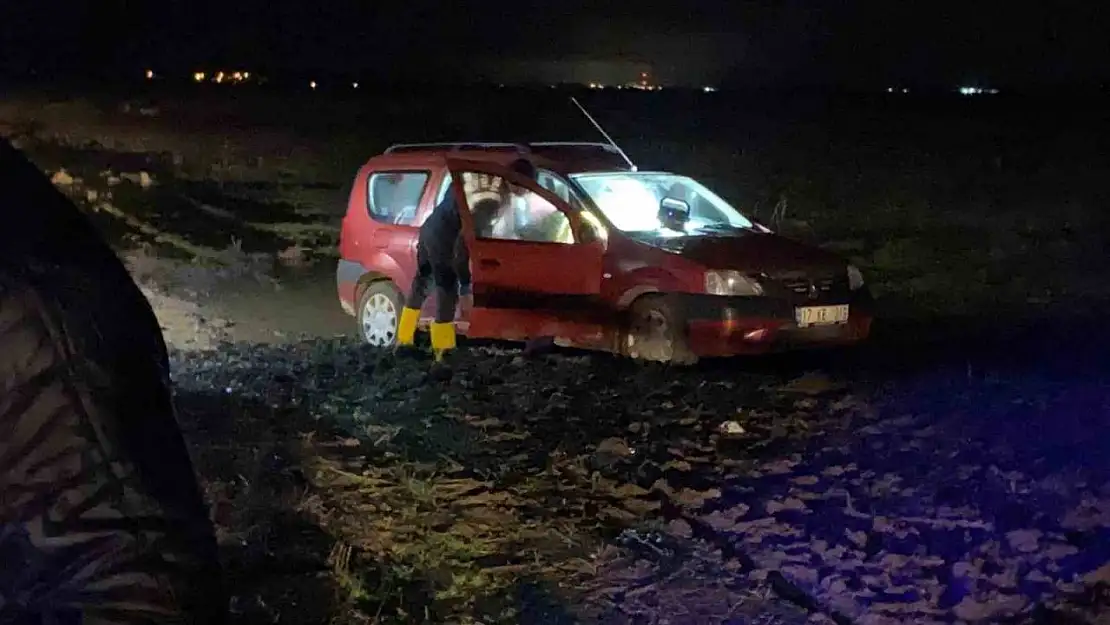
[357,281,403,347]
[622,295,698,365]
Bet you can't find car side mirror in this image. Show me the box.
[748,216,774,233]
[659,196,691,231]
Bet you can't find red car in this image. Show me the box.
[337,142,873,363]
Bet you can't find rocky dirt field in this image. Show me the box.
[4,91,1110,624]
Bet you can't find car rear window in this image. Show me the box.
[366,171,429,226]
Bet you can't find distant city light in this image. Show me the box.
[192,69,254,85]
[310,80,317,90]
[959,86,999,96]
[703,86,717,93]
[145,69,154,80]
[582,71,665,92]
[352,82,359,89]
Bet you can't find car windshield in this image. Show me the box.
[570,172,753,235]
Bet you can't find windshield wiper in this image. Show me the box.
[692,223,754,234]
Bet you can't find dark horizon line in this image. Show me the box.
[3,72,1109,96]
[3,61,1110,92]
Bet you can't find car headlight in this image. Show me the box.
[705,270,764,296]
[847,265,865,291]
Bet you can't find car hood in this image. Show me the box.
[635,231,845,273]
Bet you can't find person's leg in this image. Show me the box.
[398,250,432,347]
[429,263,459,361]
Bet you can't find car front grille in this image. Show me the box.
[782,276,835,295]
[771,271,846,301]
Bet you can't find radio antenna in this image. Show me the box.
[570,96,637,171]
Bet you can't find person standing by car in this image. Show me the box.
[396,157,538,363]
[0,139,226,624]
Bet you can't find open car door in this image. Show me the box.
[445,157,608,344]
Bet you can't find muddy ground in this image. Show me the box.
[5,92,1110,624]
[160,268,1110,625]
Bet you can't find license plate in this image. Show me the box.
[795,304,849,327]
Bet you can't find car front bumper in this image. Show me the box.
[679,288,875,357]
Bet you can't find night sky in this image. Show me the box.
[1,1,1107,88]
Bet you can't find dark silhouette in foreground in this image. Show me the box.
[0,139,225,624]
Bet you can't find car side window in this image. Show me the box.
[366,171,429,226]
[434,172,453,205]
[536,169,586,211]
[455,170,575,245]
[536,170,570,201]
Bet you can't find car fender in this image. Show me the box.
[338,255,410,312]
[355,252,411,296]
[613,267,690,309]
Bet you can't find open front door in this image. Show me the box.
[445,157,608,344]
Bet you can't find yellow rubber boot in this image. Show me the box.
[396,307,420,347]
[429,322,457,362]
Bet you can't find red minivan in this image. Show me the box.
[337,142,872,363]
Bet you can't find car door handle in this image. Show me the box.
[479,259,501,268]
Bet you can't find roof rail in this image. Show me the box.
[529,142,621,154]
[383,142,530,154]
[382,141,622,155]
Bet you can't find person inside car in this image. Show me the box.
[487,180,521,240]
[0,139,226,624]
[396,157,539,364]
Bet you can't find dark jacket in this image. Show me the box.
[0,140,224,624]
[418,191,472,295]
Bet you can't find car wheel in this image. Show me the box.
[357,281,403,347]
[623,295,698,365]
